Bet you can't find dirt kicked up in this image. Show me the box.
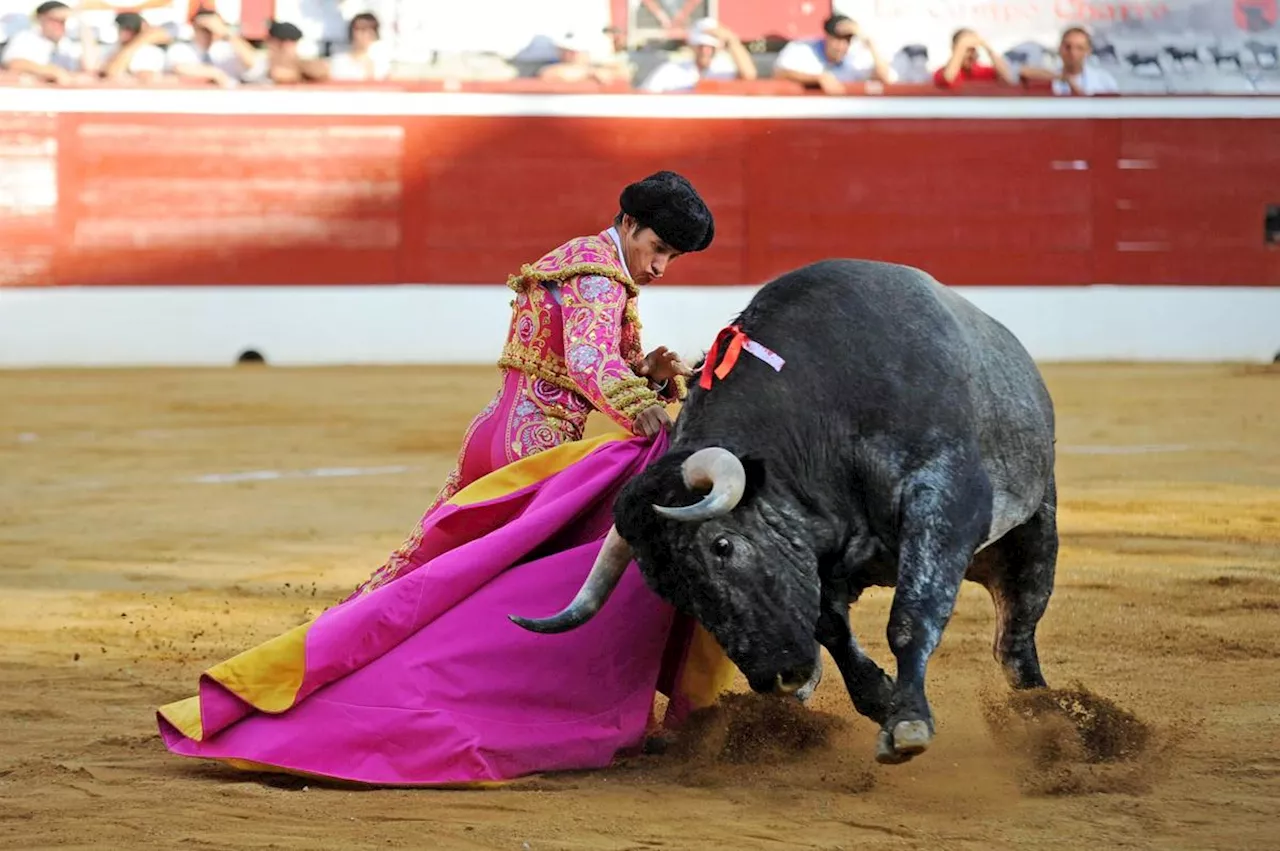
[1,363,1277,850]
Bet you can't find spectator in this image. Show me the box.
[165,7,264,86]
[100,12,168,82]
[260,20,329,83]
[537,31,629,84]
[934,28,1017,88]
[773,13,893,94]
[639,17,756,93]
[328,12,390,81]
[1020,27,1119,96]
[0,1,97,84]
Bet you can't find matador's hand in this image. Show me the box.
[638,346,693,384]
[634,404,672,438]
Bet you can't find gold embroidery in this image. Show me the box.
[602,374,661,418]
[497,231,671,425]
[509,267,643,335]
[537,400,580,424]
[499,341,661,420]
[508,262,638,300]
[496,342,580,396]
[504,233,642,333]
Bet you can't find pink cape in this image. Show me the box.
[155,431,735,787]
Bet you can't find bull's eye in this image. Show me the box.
[711,537,733,558]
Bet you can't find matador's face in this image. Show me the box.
[621,215,682,285]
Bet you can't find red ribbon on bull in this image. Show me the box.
[698,324,786,390]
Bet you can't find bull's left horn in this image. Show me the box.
[508,526,633,634]
[652,447,746,522]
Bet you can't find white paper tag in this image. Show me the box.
[742,338,785,372]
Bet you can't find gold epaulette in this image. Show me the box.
[507,263,638,300]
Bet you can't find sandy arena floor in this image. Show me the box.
[1,363,1277,850]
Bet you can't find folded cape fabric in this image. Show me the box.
[156,431,736,787]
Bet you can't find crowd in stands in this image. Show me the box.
[1,1,1273,95]
[0,2,390,85]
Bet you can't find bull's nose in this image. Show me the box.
[774,668,813,695]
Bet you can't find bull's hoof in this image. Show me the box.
[794,659,823,704]
[874,720,932,765]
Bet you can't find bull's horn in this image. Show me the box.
[652,447,746,522]
[508,526,633,634]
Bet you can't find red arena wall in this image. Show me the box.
[2,89,1277,292]
[1,88,1277,366]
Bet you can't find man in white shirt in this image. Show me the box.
[327,12,392,81]
[639,17,756,93]
[773,13,894,95]
[536,30,630,84]
[0,1,95,84]
[99,12,167,82]
[165,8,266,86]
[1021,27,1120,96]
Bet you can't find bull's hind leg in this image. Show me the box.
[878,469,992,765]
[983,476,1057,690]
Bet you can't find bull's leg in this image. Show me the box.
[984,477,1057,690]
[878,472,991,765]
[814,589,895,724]
[793,642,823,703]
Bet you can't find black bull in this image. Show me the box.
[511,258,1058,765]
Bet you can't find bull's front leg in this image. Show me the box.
[814,586,895,724]
[792,642,823,704]
[878,470,992,765]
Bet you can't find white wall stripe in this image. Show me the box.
[0,88,1277,120]
[1,284,1276,365]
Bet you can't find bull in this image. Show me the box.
[510,259,1058,765]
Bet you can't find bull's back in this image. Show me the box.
[738,259,1055,536]
[743,259,1050,427]
[738,260,975,395]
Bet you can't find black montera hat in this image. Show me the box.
[618,171,715,253]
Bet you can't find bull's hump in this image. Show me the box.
[743,261,963,349]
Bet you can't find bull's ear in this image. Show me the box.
[741,455,767,504]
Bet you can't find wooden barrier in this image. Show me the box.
[1,89,1277,290]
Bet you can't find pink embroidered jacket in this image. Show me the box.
[497,229,686,433]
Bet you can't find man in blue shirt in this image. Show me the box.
[773,13,894,94]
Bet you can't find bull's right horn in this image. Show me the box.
[508,526,633,634]
[652,447,746,522]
